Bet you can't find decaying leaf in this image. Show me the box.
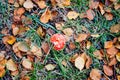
[67,11,79,19]
[110,24,120,33]
[106,46,118,58]
[103,65,113,76]
[30,44,39,53]
[89,0,99,9]
[40,8,51,23]
[98,3,105,15]
[0,69,5,78]
[22,59,32,70]
[45,64,56,71]
[104,41,113,48]
[56,0,70,8]
[19,0,25,6]
[55,22,64,30]
[14,2,19,7]
[93,50,103,60]
[76,33,89,42]
[75,56,85,70]
[86,9,95,20]
[116,52,120,62]
[85,55,92,69]
[61,60,67,67]
[104,13,113,20]
[90,69,101,80]
[23,0,33,9]
[41,42,50,54]
[37,26,46,38]
[6,59,17,71]
[18,42,30,52]
[108,57,117,66]
[35,1,46,9]
[62,28,74,37]
[33,48,43,58]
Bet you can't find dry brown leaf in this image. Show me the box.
[62,28,74,37]
[104,41,113,48]
[8,0,14,4]
[3,36,16,45]
[22,59,32,70]
[117,75,120,80]
[40,8,51,23]
[89,0,99,9]
[55,22,64,30]
[36,1,46,9]
[79,12,87,18]
[0,59,7,69]
[13,42,20,53]
[90,69,101,80]
[110,24,120,33]
[114,3,120,10]
[98,3,105,15]
[93,50,103,60]
[85,55,92,69]
[37,26,46,38]
[33,48,43,58]
[76,33,89,42]
[69,42,76,50]
[18,42,30,52]
[106,46,118,57]
[19,0,25,6]
[45,64,56,71]
[69,53,79,63]
[12,26,19,36]
[14,2,19,7]
[56,0,70,8]
[104,13,113,20]
[23,0,33,9]
[50,0,57,7]
[17,8,25,16]
[0,69,5,78]
[41,42,50,54]
[20,76,30,80]
[108,57,117,66]
[116,52,120,62]
[103,65,113,76]
[11,70,19,76]
[61,60,67,67]
[62,0,70,6]
[75,56,85,70]
[67,11,79,19]
[86,41,91,49]
[6,59,17,71]
[86,9,95,20]
[115,43,120,49]
[30,44,39,53]
[0,52,5,61]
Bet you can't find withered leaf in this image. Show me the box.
[62,28,74,37]
[116,52,120,62]
[76,33,89,42]
[18,42,30,52]
[103,65,113,76]
[86,9,95,20]
[36,26,46,38]
[67,11,79,19]
[45,64,56,71]
[104,41,113,48]
[41,42,50,54]
[89,0,99,9]
[90,69,101,80]
[0,69,5,78]
[22,59,32,70]
[23,0,34,9]
[110,24,120,33]
[6,59,17,71]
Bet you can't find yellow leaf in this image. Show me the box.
[0,68,5,78]
[67,11,79,19]
[6,36,16,45]
[86,9,95,20]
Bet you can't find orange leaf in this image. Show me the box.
[67,11,79,19]
[5,36,16,45]
[0,68,5,77]
[40,8,51,23]
[98,3,105,15]
[16,8,25,16]
[36,1,46,9]
[116,52,120,62]
[76,33,89,42]
[85,55,92,69]
[104,41,113,48]
[69,42,76,50]
[11,70,19,76]
[8,0,14,4]
[104,13,113,20]
[89,0,99,9]
[103,65,113,76]
[86,9,95,20]
[90,69,101,80]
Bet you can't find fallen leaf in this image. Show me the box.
[103,65,113,76]
[89,0,99,9]
[61,60,67,67]
[33,48,43,58]
[0,51,5,61]
[8,0,14,4]
[12,26,19,36]
[116,52,120,62]
[114,3,120,10]
[20,76,30,80]
[109,0,117,2]
[18,42,30,52]
[76,33,89,42]
[56,0,70,8]
[5,36,16,45]
[22,59,32,70]
[14,2,20,7]
[104,41,113,48]
[69,53,79,63]
[0,69,5,77]
[86,9,95,20]
[106,46,118,58]
[104,13,113,20]
[30,44,39,53]
[86,55,92,69]
[17,8,25,16]
[69,42,76,50]
[19,0,25,6]
[75,56,85,70]
[41,42,50,54]
[110,24,120,33]
[36,26,46,38]
[55,22,64,30]
[117,75,120,80]
[6,59,17,71]
[23,0,34,9]
[67,11,79,19]
[40,8,51,23]
[62,28,74,37]
[0,59,7,69]
[90,69,101,80]
[93,50,103,60]
[91,34,100,38]
[108,57,117,66]
[36,1,46,9]
[45,64,56,71]
[11,70,19,76]
[98,3,105,15]
[51,0,57,7]
[86,41,91,49]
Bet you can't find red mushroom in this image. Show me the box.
[50,34,66,50]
